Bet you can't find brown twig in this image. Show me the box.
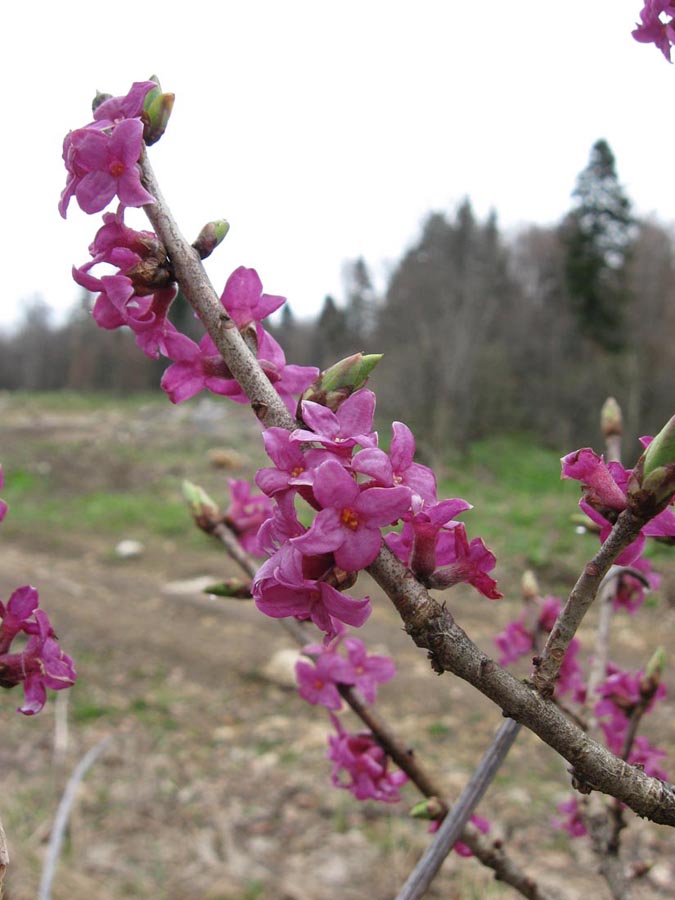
[211,523,552,898]
[532,508,649,699]
[139,148,675,828]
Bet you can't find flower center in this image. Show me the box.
[340,508,359,530]
[109,160,125,177]
[291,466,304,478]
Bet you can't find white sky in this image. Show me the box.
[2,1,671,327]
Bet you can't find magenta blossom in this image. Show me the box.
[552,797,587,838]
[292,389,378,454]
[253,543,371,639]
[220,267,285,328]
[292,457,412,572]
[295,650,355,710]
[93,81,157,124]
[633,1,675,60]
[352,421,437,508]
[60,118,154,217]
[0,603,77,716]
[494,621,533,666]
[342,636,396,704]
[454,815,491,857]
[327,715,407,803]
[224,479,273,556]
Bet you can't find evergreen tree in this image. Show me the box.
[561,139,634,352]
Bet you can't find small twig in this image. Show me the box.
[396,719,522,900]
[38,734,113,900]
[0,814,8,897]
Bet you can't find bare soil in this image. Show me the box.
[1,398,674,899]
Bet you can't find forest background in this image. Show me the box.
[4,139,672,463]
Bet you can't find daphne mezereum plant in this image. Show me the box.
[0,7,673,898]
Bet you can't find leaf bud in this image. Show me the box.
[600,397,623,438]
[299,353,382,413]
[627,415,675,513]
[409,797,446,821]
[182,480,222,532]
[143,88,175,145]
[203,579,252,599]
[192,220,230,260]
[521,570,540,601]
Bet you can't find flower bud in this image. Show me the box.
[521,570,539,601]
[182,480,222,532]
[299,353,382,413]
[142,77,175,145]
[642,646,666,695]
[193,220,230,260]
[627,415,675,513]
[601,397,623,438]
[410,797,446,820]
[203,579,252,599]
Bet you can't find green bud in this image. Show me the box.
[192,220,230,260]
[182,480,221,532]
[299,353,383,413]
[409,797,445,820]
[601,397,623,438]
[143,90,175,145]
[204,579,252,599]
[644,646,666,685]
[627,416,675,512]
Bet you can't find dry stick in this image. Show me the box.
[0,814,8,898]
[211,525,552,900]
[396,719,522,900]
[138,152,675,827]
[38,735,112,900]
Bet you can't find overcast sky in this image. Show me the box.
[2,1,671,327]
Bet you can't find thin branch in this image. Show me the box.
[141,147,675,828]
[532,508,649,699]
[212,523,553,898]
[38,735,112,900]
[0,814,7,898]
[396,720,523,900]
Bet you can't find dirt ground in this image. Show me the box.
[1,397,674,899]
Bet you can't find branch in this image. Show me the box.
[38,735,112,900]
[0,815,7,898]
[211,524,553,898]
[396,720,524,900]
[140,149,675,828]
[532,508,648,698]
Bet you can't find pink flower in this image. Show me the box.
[454,815,491,857]
[295,651,355,710]
[253,544,371,639]
[552,797,587,838]
[494,621,533,666]
[224,479,273,556]
[342,637,396,704]
[60,118,154,217]
[0,602,76,716]
[220,266,285,328]
[352,421,437,507]
[327,716,407,803]
[292,458,412,572]
[633,1,675,60]
[292,389,378,454]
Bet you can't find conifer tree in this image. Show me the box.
[561,139,634,352]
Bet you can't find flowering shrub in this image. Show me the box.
[1,24,669,893]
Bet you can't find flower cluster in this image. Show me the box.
[252,397,499,641]
[561,444,675,569]
[0,466,76,715]
[595,664,668,778]
[60,82,318,409]
[633,1,675,60]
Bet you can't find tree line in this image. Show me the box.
[3,139,673,455]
